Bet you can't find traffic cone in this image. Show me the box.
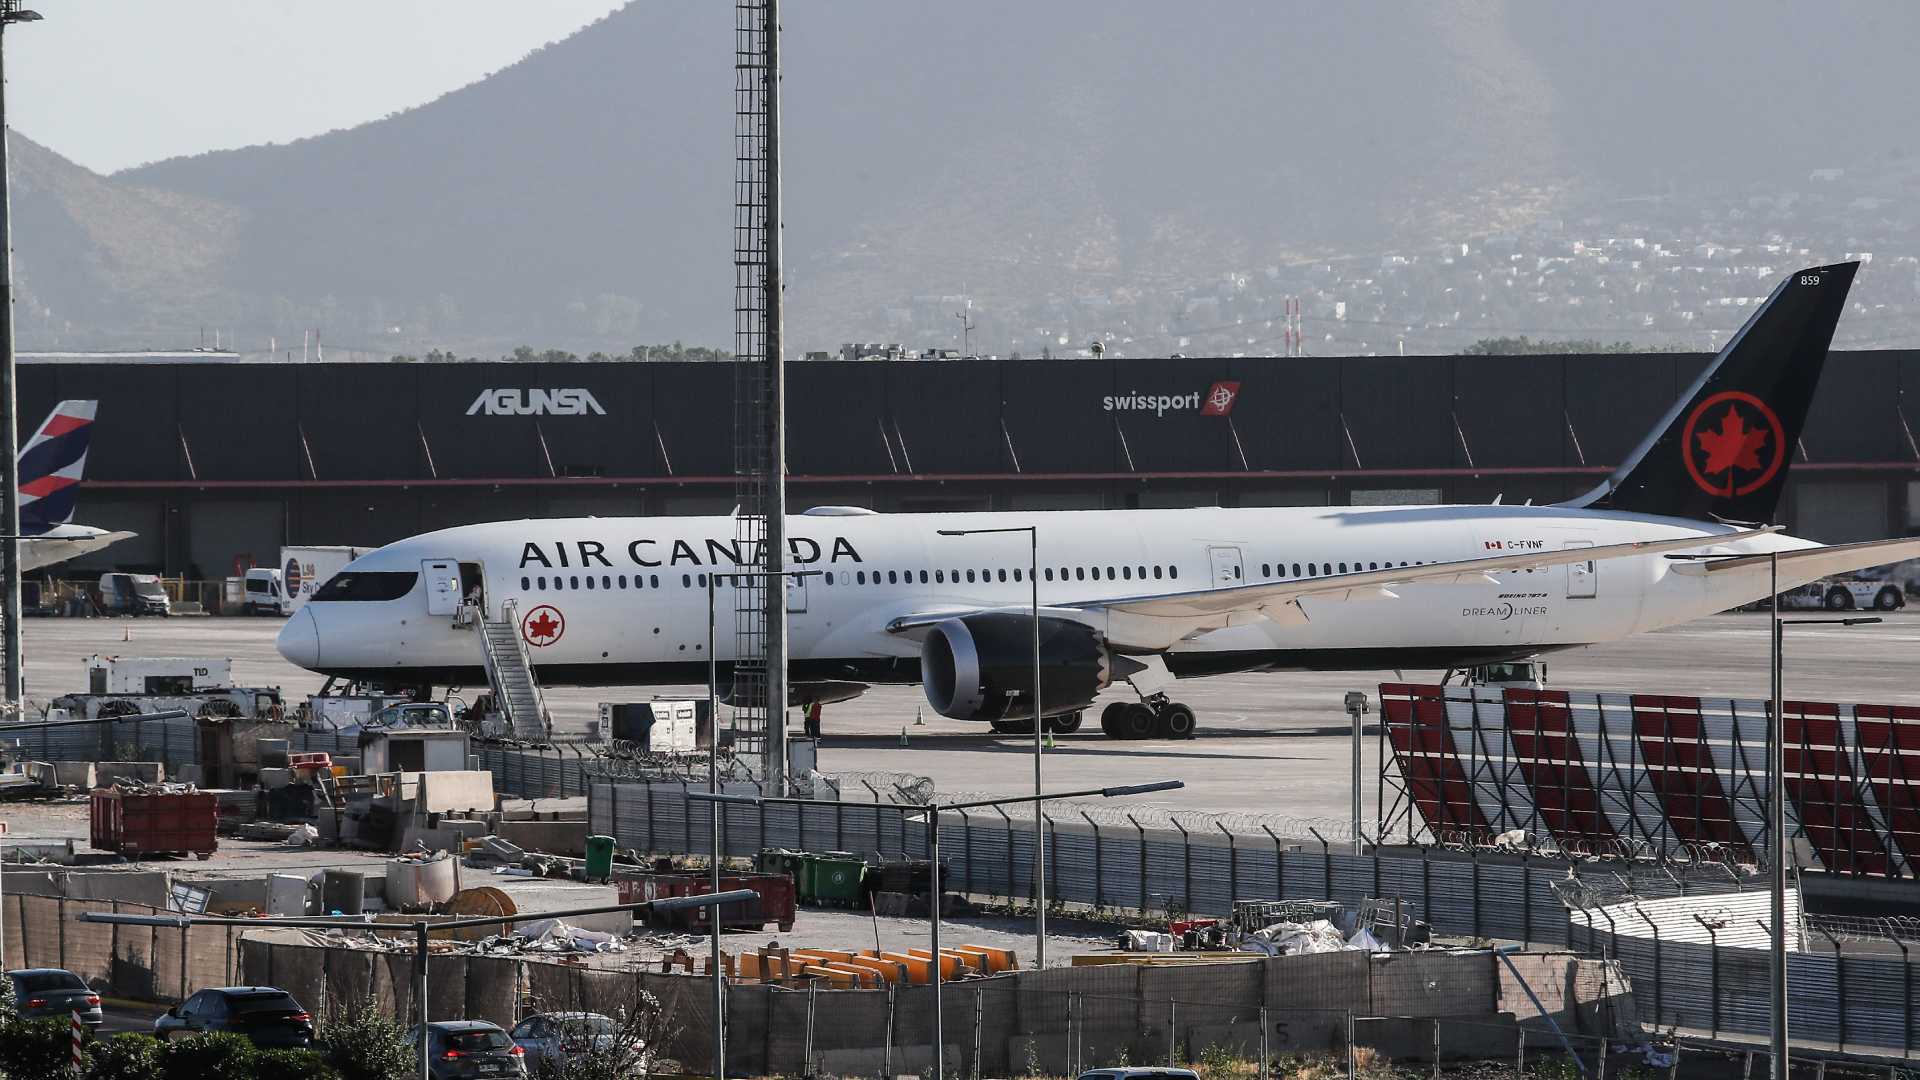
[914,706,925,726]
[899,726,909,747]
[123,624,130,642]
[1043,731,1055,749]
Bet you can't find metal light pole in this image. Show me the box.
[83,891,757,1079]
[694,779,1182,1080]
[706,567,816,1079]
[0,2,43,710]
[1343,691,1370,854]
[1763,548,1881,1080]
[937,525,1044,965]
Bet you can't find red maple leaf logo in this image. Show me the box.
[1695,406,1769,480]
[527,612,559,640]
[522,605,565,646]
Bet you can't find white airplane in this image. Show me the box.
[278,262,1920,739]
[13,400,134,572]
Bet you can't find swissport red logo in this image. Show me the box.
[521,604,566,647]
[1199,381,1240,416]
[1682,390,1785,498]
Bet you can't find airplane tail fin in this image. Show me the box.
[1563,261,1858,523]
[18,399,97,535]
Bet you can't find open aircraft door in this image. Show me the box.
[422,559,462,615]
[1563,540,1596,599]
[1206,545,1244,586]
[787,572,809,614]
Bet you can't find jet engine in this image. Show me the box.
[919,613,1111,721]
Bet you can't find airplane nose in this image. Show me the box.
[277,607,321,669]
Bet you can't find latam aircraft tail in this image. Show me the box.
[18,399,97,536]
[1565,262,1857,524]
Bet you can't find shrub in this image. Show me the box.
[254,1046,342,1079]
[159,1032,256,1080]
[86,1034,166,1080]
[0,1014,72,1079]
[317,999,414,1080]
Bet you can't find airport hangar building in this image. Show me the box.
[19,349,1920,581]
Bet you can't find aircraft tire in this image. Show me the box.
[1162,703,1197,739]
[1825,587,1853,611]
[1875,587,1903,611]
[1120,703,1156,740]
[1048,711,1083,735]
[1100,702,1126,736]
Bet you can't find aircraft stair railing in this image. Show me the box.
[478,598,552,742]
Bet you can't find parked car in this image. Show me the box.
[153,986,313,1047]
[510,1012,639,1072]
[409,1020,527,1078]
[6,968,102,1028]
[1078,1070,1201,1080]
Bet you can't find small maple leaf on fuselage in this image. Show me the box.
[527,612,560,640]
[1696,406,1768,478]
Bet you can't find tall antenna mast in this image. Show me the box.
[732,0,788,790]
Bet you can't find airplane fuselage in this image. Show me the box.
[279,504,1811,690]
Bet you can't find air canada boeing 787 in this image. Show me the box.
[278,262,1920,738]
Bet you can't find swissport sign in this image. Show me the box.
[1381,683,1920,876]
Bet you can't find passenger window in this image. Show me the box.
[1233,566,1241,578]
[520,576,530,590]
[1169,566,1178,579]
[681,574,691,587]
[650,575,660,587]
[1044,568,1054,581]
[997,569,1008,582]
[1369,563,1377,571]
[919,570,929,584]
[1338,563,1346,573]
[1261,564,1270,577]
[1013,568,1022,582]
[1123,566,1133,580]
[857,571,866,584]
[1293,563,1302,577]
[537,576,547,589]
[936,570,945,583]
[1137,566,1146,579]
[824,572,834,585]
[1323,563,1332,575]
[888,571,898,584]
[1076,568,1086,581]
[617,575,628,588]
[966,570,976,583]
[1152,566,1163,580]
[585,576,596,590]
[1106,566,1116,579]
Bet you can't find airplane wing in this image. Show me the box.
[888,525,1777,649]
[1678,536,1920,579]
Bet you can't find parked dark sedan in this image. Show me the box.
[6,968,103,1028]
[153,986,313,1047]
[408,1020,527,1078]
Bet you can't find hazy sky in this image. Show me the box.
[6,0,626,174]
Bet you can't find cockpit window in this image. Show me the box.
[310,572,419,602]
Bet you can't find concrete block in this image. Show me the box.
[51,761,96,788]
[1192,1010,1348,1058]
[96,761,164,785]
[414,770,496,813]
[1353,1013,1519,1062]
[494,818,587,856]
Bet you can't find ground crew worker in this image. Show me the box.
[804,700,822,739]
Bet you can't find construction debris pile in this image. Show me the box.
[1103,898,1434,961]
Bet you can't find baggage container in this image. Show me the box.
[90,789,217,858]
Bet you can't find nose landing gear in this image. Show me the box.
[1099,695,1198,740]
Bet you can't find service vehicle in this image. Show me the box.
[98,572,169,616]
[241,567,290,615]
[1773,577,1905,611]
[510,1012,639,1072]
[280,544,371,613]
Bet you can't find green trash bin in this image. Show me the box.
[583,834,616,881]
[756,848,803,880]
[803,852,867,907]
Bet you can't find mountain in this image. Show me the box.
[13,2,1920,354]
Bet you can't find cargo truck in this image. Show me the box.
[277,545,370,614]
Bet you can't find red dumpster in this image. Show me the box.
[616,869,796,932]
[90,789,218,858]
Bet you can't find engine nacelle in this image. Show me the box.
[920,613,1111,721]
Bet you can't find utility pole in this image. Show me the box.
[0,1,41,711]
[761,0,789,796]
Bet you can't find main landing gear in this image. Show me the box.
[1098,695,1197,740]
